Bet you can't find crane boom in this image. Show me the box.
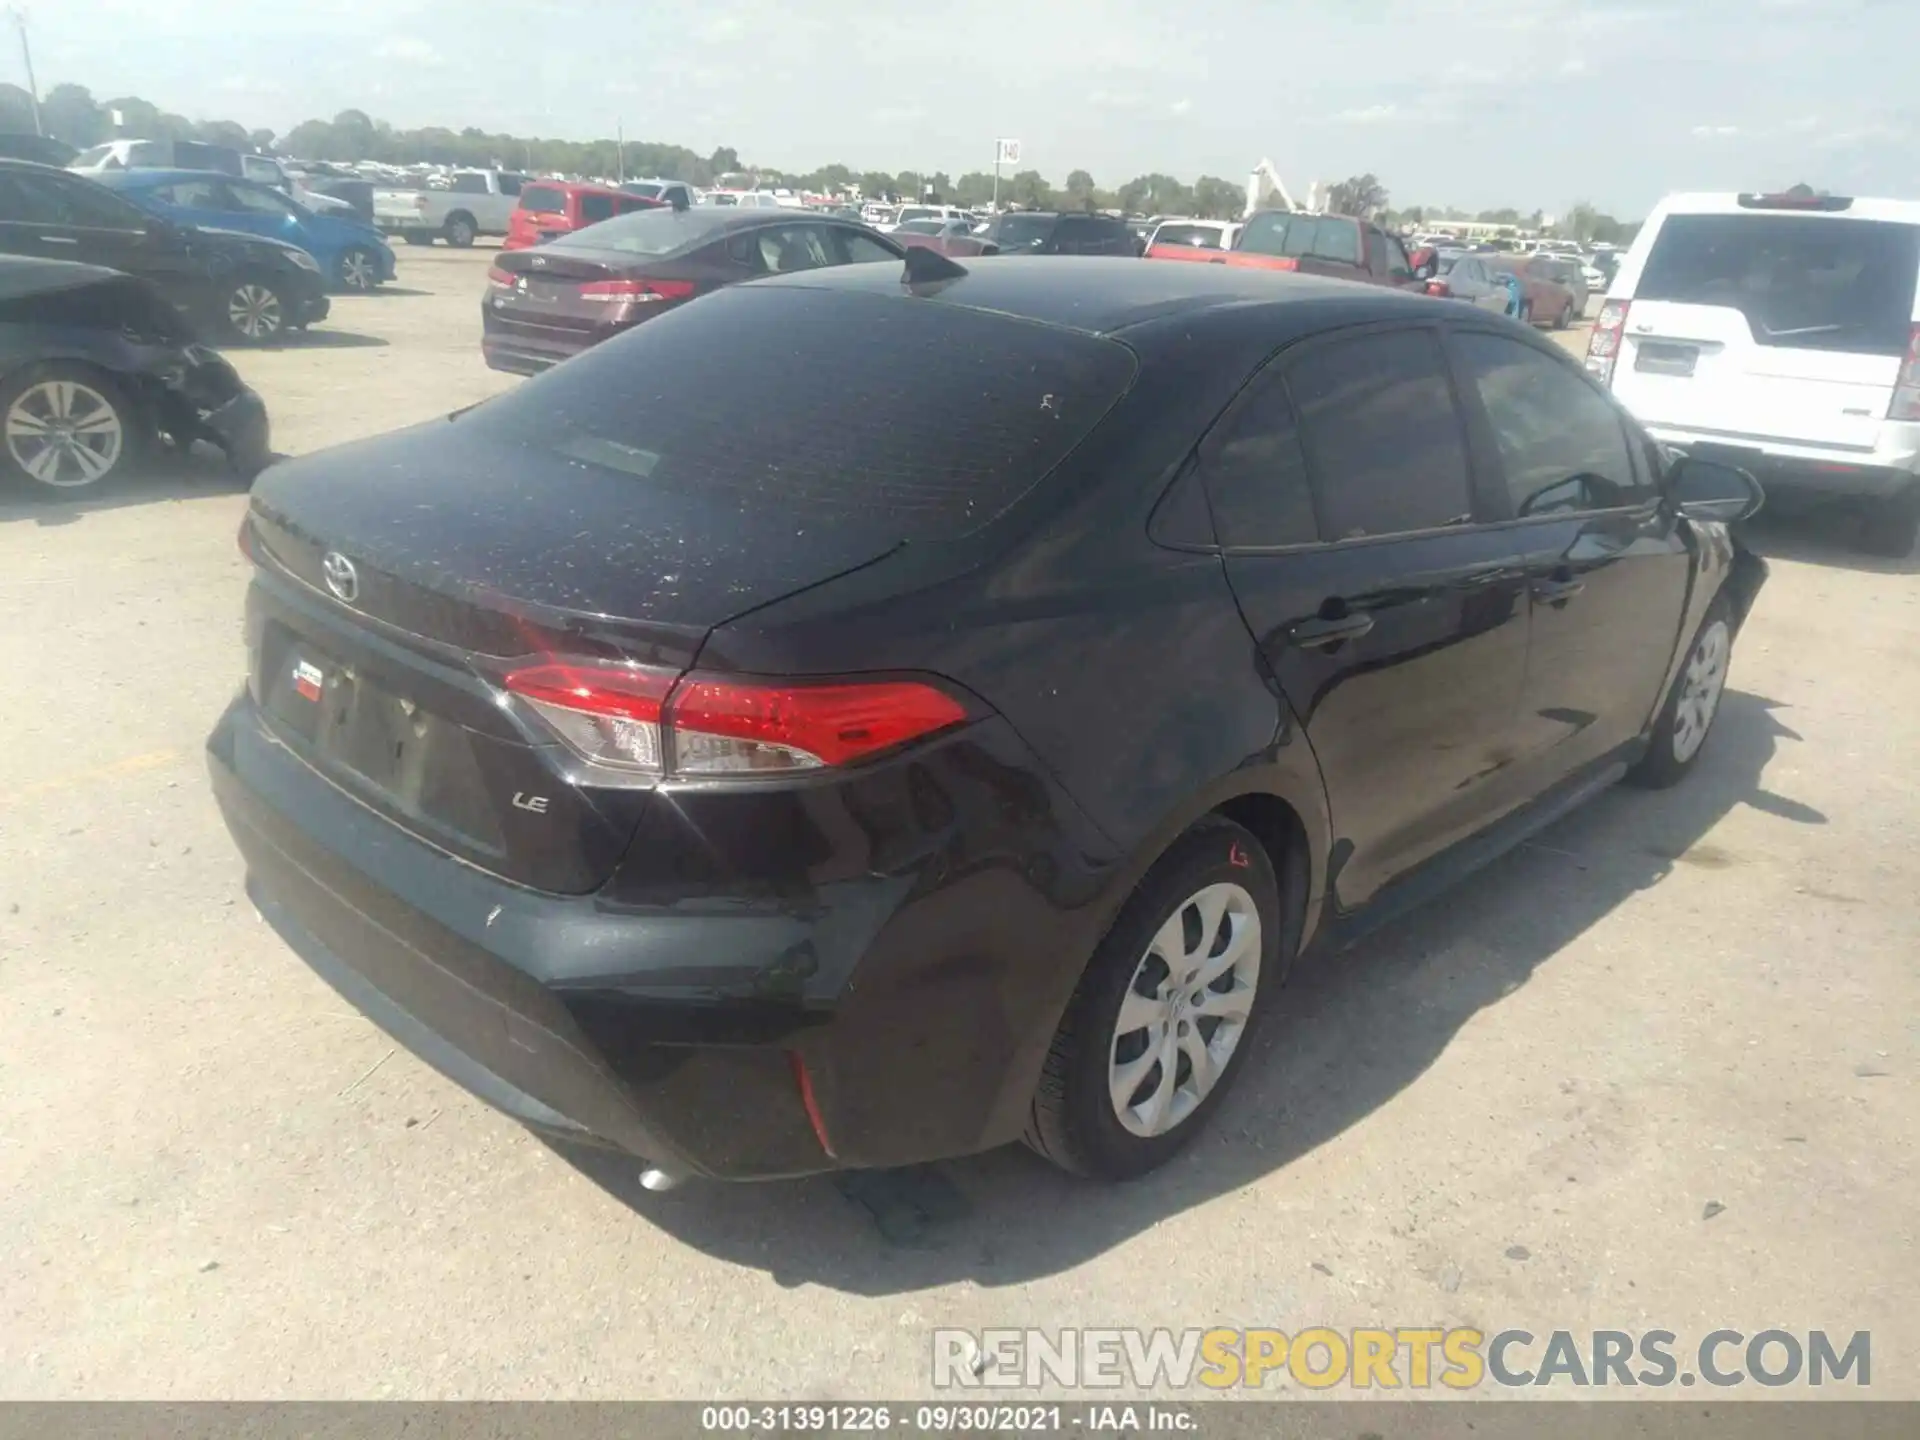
[1245,159,1300,218]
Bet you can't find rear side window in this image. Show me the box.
[1636,213,1920,356]
[461,286,1138,536]
[1199,372,1319,548]
[451,173,489,194]
[1287,330,1474,540]
[578,193,617,223]
[1239,214,1361,265]
[519,186,564,214]
[1454,332,1650,516]
[1154,224,1225,249]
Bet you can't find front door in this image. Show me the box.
[1207,326,1531,909]
[1446,328,1693,780]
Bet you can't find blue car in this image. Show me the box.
[97,170,396,292]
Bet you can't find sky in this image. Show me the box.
[15,0,1916,218]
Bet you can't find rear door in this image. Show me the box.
[1609,209,1920,449]
[1209,326,1531,909]
[1447,328,1690,781]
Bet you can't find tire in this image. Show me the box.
[0,363,143,494]
[1026,817,1283,1180]
[221,273,289,344]
[1554,300,1574,330]
[1628,596,1734,789]
[1518,299,1534,325]
[336,245,381,291]
[1857,487,1920,559]
[444,213,477,248]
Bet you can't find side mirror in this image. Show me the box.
[1411,246,1438,280]
[1669,456,1764,524]
[670,189,691,213]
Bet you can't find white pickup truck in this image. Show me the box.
[372,169,530,248]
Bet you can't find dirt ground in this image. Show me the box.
[0,246,1913,1400]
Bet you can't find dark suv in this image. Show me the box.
[978,210,1141,256]
[0,160,329,344]
[212,257,1767,1189]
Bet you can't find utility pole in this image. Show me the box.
[616,120,624,183]
[7,8,42,136]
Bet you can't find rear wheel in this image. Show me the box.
[1518,299,1534,324]
[1026,818,1281,1180]
[337,245,381,291]
[444,213,477,248]
[0,364,141,494]
[1857,486,1920,558]
[1628,596,1734,789]
[1554,300,1574,329]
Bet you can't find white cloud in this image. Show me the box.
[1087,90,1147,110]
[371,36,442,65]
[1690,124,1740,138]
[1559,57,1587,75]
[1169,98,1192,116]
[1332,103,1399,125]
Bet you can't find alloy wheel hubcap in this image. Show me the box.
[5,379,123,487]
[1673,619,1730,762]
[229,284,282,338]
[342,252,374,288]
[1108,882,1261,1139]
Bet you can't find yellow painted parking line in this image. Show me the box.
[10,749,185,802]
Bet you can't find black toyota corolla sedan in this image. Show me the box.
[212,257,1766,1187]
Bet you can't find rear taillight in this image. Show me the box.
[577,278,698,303]
[501,662,968,776]
[1425,280,1451,297]
[1586,298,1631,386]
[486,265,516,288]
[1891,324,1920,421]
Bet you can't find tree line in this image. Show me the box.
[1,83,1640,239]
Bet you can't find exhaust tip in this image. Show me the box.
[638,1165,683,1193]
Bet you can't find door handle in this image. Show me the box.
[1531,577,1585,605]
[1288,611,1375,649]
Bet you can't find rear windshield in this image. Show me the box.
[459,286,1138,536]
[1637,213,1920,355]
[1237,214,1361,264]
[1153,224,1225,249]
[990,214,1057,250]
[519,186,564,214]
[551,206,738,256]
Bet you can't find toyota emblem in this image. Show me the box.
[321,551,359,604]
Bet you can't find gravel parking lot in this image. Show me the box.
[2,246,1914,1399]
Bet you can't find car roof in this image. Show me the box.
[749,254,1426,337]
[93,168,249,188]
[524,178,638,198]
[1647,192,1920,225]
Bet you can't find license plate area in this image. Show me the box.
[258,625,506,853]
[1635,341,1699,377]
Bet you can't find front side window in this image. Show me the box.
[226,183,296,217]
[1453,332,1650,516]
[578,193,617,224]
[834,230,899,265]
[1288,330,1475,540]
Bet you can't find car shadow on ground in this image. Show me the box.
[554,689,1821,1293]
[0,444,255,526]
[1737,511,1918,576]
[358,286,435,299]
[275,328,389,351]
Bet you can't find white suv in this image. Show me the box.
[1587,189,1920,556]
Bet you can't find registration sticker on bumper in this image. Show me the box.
[293,660,324,703]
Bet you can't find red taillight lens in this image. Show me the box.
[502,663,968,776]
[1425,280,1451,297]
[486,265,517,288]
[577,278,698,303]
[1586,298,1631,385]
[1890,324,1920,421]
[504,662,673,772]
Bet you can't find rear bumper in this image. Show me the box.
[480,302,600,374]
[1648,428,1918,502]
[208,693,1118,1179]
